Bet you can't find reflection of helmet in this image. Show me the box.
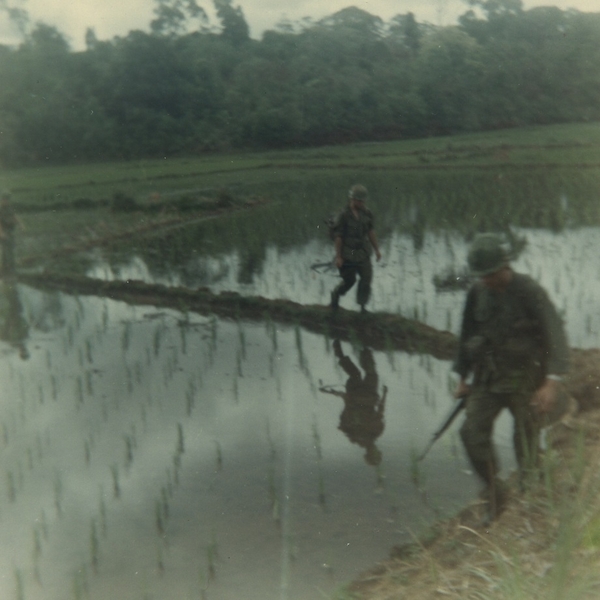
[467,233,509,276]
[348,184,369,202]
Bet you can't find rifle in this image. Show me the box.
[417,394,468,462]
[310,260,336,273]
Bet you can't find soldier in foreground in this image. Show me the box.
[453,233,569,523]
[330,184,382,313]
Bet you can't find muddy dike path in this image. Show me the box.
[14,270,600,600]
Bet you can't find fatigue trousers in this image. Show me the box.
[333,260,373,307]
[459,385,540,487]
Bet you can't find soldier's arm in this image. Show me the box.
[527,281,569,414]
[367,229,382,261]
[530,282,569,376]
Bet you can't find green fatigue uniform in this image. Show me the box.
[331,205,375,309]
[453,273,569,485]
[0,202,17,274]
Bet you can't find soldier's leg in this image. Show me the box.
[338,355,362,381]
[356,260,373,309]
[331,264,357,308]
[459,389,504,486]
[460,389,508,521]
[510,391,540,484]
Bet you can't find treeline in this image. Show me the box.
[1,0,599,166]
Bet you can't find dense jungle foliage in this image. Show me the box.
[0,0,599,166]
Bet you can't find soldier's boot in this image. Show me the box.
[479,478,508,526]
[360,304,368,315]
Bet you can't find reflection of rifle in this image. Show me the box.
[417,394,468,462]
[319,384,345,397]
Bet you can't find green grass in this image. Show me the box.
[2,122,600,206]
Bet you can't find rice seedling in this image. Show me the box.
[14,568,24,600]
[90,518,100,573]
[50,375,58,401]
[238,323,247,359]
[110,464,120,499]
[294,324,306,371]
[83,371,93,398]
[214,441,223,471]
[71,566,89,600]
[75,376,84,408]
[311,416,323,461]
[176,423,185,455]
[6,470,17,503]
[84,440,91,466]
[155,500,166,536]
[33,525,42,560]
[236,350,243,378]
[124,434,134,469]
[232,376,239,403]
[85,339,93,364]
[98,492,108,538]
[409,447,425,490]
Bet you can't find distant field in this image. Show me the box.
[2,122,600,206]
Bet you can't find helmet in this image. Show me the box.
[348,184,368,202]
[467,233,509,276]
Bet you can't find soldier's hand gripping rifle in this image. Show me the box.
[417,393,468,462]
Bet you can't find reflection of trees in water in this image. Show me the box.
[321,340,387,466]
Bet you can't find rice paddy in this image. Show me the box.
[0,122,599,599]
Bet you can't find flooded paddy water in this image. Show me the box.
[5,170,600,599]
[1,284,483,600]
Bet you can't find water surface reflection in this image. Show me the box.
[0,286,515,599]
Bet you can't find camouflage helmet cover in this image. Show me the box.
[467,233,510,276]
[348,184,369,202]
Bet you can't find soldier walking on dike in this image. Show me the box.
[330,184,382,314]
[0,192,24,276]
[453,233,569,523]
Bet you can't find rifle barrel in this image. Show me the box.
[417,394,467,462]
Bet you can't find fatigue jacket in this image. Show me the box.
[453,272,569,393]
[333,206,374,263]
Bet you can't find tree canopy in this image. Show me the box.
[0,2,599,166]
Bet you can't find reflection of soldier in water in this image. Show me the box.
[321,339,387,465]
[0,282,29,359]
